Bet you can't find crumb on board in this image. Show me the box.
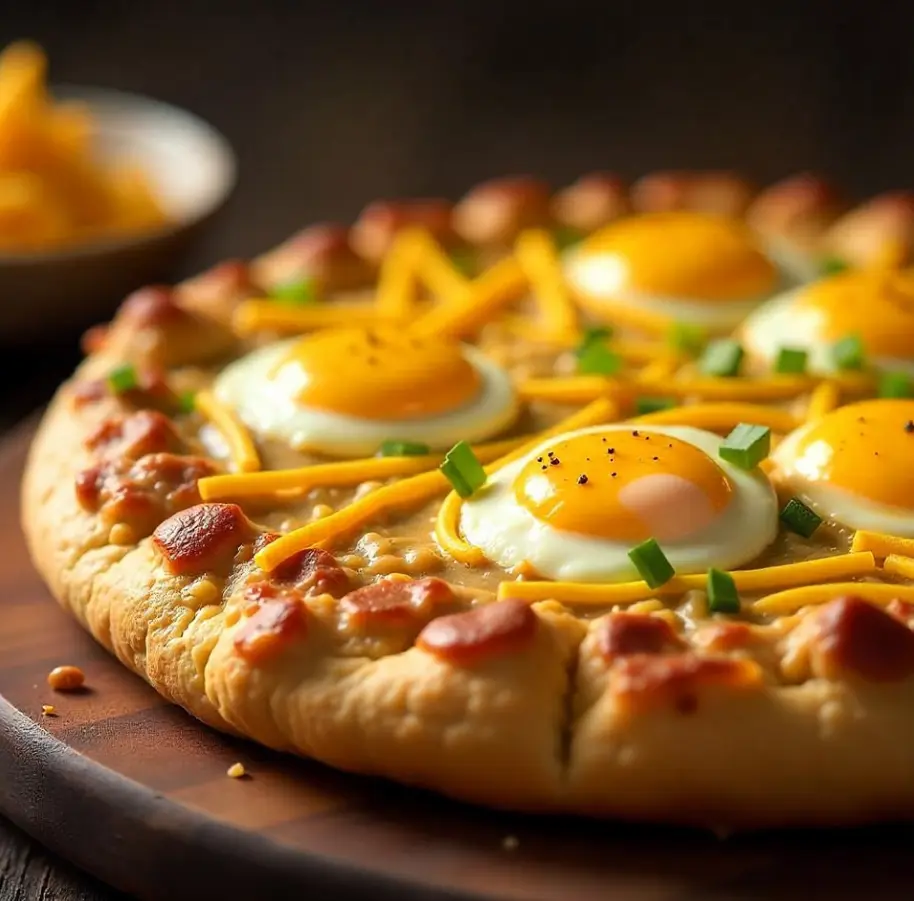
[47,665,85,692]
[227,762,247,779]
[502,835,519,851]
[41,705,56,716]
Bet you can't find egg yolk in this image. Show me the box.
[782,399,914,509]
[270,328,482,420]
[513,430,733,542]
[794,268,914,360]
[576,211,777,301]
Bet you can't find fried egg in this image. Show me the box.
[459,424,778,582]
[772,398,914,535]
[563,211,806,334]
[741,268,914,376]
[213,328,518,457]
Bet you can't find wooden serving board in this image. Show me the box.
[0,419,912,901]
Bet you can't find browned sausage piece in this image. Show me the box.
[551,172,629,234]
[350,199,456,263]
[416,598,538,664]
[452,176,552,247]
[341,577,455,628]
[153,502,257,576]
[596,612,683,660]
[630,170,756,217]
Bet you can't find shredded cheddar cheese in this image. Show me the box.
[375,228,425,318]
[514,229,578,339]
[631,401,799,433]
[232,300,388,337]
[257,397,620,572]
[412,230,472,302]
[198,437,523,502]
[410,256,527,338]
[753,581,914,615]
[518,372,873,406]
[497,552,877,606]
[636,355,679,383]
[851,530,914,559]
[883,554,914,580]
[194,390,261,473]
[806,380,840,421]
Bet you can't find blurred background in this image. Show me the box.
[1,0,913,424]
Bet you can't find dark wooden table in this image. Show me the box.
[3,0,914,896]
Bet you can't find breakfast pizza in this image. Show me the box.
[22,170,914,829]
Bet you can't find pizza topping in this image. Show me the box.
[47,665,86,691]
[153,502,257,576]
[453,176,552,247]
[514,229,578,338]
[234,588,308,665]
[193,390,261,473]
[80,323,110,355]
[116,285,187,328]
[255,540,351,598]
[71,378,110,407]
[253,222,375,294]
[341,577,455,628]
[178,259,254,322]
[550,172,629,234]
[793,595,914,683]
[416,599,538,664]
[692,621,755,652]
[610,653,762,713]
[821,190,914,269]
[351,198,455,264]
[84,410,182,460]
[631,171,755,217]
[744,173,845,247]
[596,613,683,659]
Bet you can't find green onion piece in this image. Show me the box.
[699,339,744,377]
[628,538,675,589]
[269,278,317,305]
[830,333,865,371]
[878,371,913,399]
[718,423,771,470]
[707,568,741,614]
[177,390,197,414]
[449,248,476,276]
[107,363,138,394]
[576,340,621,375]
[553,226,585,251]
[779,497,822,538]
[819,256,849,276]
[579,325,614,347]
[378,440,431,457]
[439,440,487,498]
[667,321,708,357]
[773,346,808,375]
[635,396,678,415]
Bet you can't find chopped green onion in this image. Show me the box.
[773,346,808,375]
[878,371,913,399]
[707,568,740,614]
[553,226,585,251]
[819,256,849,276]
[628,538,675,589]
[449,248,476,276]
[378,440,431,457]
[667,321,708,357]
[579,325,614,347]
[699,339,744,377]
[576,340,621,375]
[718,423,771,470]
[779,497,822,538]
[439,441,487,498]
[830,333,865,371]
[107,363,138,394]
[177,390,197,414]
[269,278,316,305]
[635,396,678,415]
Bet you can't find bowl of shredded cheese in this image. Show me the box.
[0,40,236,338]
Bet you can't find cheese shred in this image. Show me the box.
[194,390,261,473]
[851,530,914,559]
[631,401,799,433]
[753,580,914,615]
[232,300,387,337]
[883,554,914,580]
[496,552,877,606]
[806,380,840,421]
[375,228,425,318]
[514,229,578,339]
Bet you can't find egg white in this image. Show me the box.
[740,288,914,377]
[562,243,810,334]
[458,424,779,582]
[773,421,914,535]
[213,338,518,457]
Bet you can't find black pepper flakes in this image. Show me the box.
[632,430,640,437]
[550,457,561,466]
[906,420,914,434]
[611,472,617,478]
[577,474,589,485]
[652,456,659,461]
[536,457,543,462]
